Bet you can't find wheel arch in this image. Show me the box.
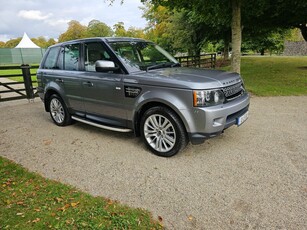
[134,100,188,137]
[44,88,67,112]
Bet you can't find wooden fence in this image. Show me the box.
[176,53,216,68]
[0,65,38,102]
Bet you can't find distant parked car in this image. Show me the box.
[37,37,249,157]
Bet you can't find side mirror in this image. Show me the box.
[95,60,119,72]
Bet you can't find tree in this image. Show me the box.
[113,22,127,37]
[31,36,47,48]
[177,1,232,59]
[141,3,173,51]
[231,0,241,73]
[252,1,307,41]
[87,20,113,37]
[46,38,57,47]
[171,10,208,55]
[0,41,5,48]
[58,20,87,42]
[139,0,243,72]
[113,22,145,38]
[142,3,219,55]
[243,30,287,55]
[126,27,146,38]
[4,38,22,48]
[285,28,305,42]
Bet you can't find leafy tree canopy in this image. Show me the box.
[143,0,307,41]
[58,20,88,42]
[87,20,114,37]
[4,38,22,48]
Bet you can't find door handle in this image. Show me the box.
[55,78,63,83]
[82,81,94,87]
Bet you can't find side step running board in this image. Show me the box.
[71,116,133,133]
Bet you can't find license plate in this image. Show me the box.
[237,111,249,126]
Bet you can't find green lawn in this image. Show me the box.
[0,67,37,83]
[0,157,163,230]
[221,56,307,96]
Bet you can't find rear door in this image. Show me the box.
[55,43,84,114]
[39,44,84,115]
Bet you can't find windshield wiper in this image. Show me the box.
[146,62,180,72]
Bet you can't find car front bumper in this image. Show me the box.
[186,92,250,145]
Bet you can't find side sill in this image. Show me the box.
[71,116,133,133]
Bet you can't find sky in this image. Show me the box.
[0,0,148,42]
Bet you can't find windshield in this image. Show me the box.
[107,41,179,72]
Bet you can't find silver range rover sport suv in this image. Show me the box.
[37,37,250,157]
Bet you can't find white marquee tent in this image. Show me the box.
[15,32,40,48]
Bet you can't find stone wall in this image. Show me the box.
[283,41,307,56]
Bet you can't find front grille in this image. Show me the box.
[222,82,245,101]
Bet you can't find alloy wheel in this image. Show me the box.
[143,114,176,153]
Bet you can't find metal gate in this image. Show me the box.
[0,65,37,102]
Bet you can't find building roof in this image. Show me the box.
[15,32,40,48]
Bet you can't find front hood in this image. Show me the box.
[128,67,242,89]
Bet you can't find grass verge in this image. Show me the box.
[220,56,307,96]
[0,156,163,230]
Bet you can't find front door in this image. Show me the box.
[80,42,127,127]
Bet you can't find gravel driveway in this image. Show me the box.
[1,96,307,229]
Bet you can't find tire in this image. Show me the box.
[140,106,188,157]
[48,94,72,126]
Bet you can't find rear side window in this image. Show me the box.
[43,47,60,69]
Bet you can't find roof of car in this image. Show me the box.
[49,37,150,48]
[104,37,149,43]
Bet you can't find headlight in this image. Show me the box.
[193,89,225,107]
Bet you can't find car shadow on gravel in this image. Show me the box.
[42,110,239,159]
[71,119,235,158]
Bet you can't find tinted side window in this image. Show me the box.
[64,44,80,71]
[56,47,64,70]
[84,42,110,72]
[44,47,60,69]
